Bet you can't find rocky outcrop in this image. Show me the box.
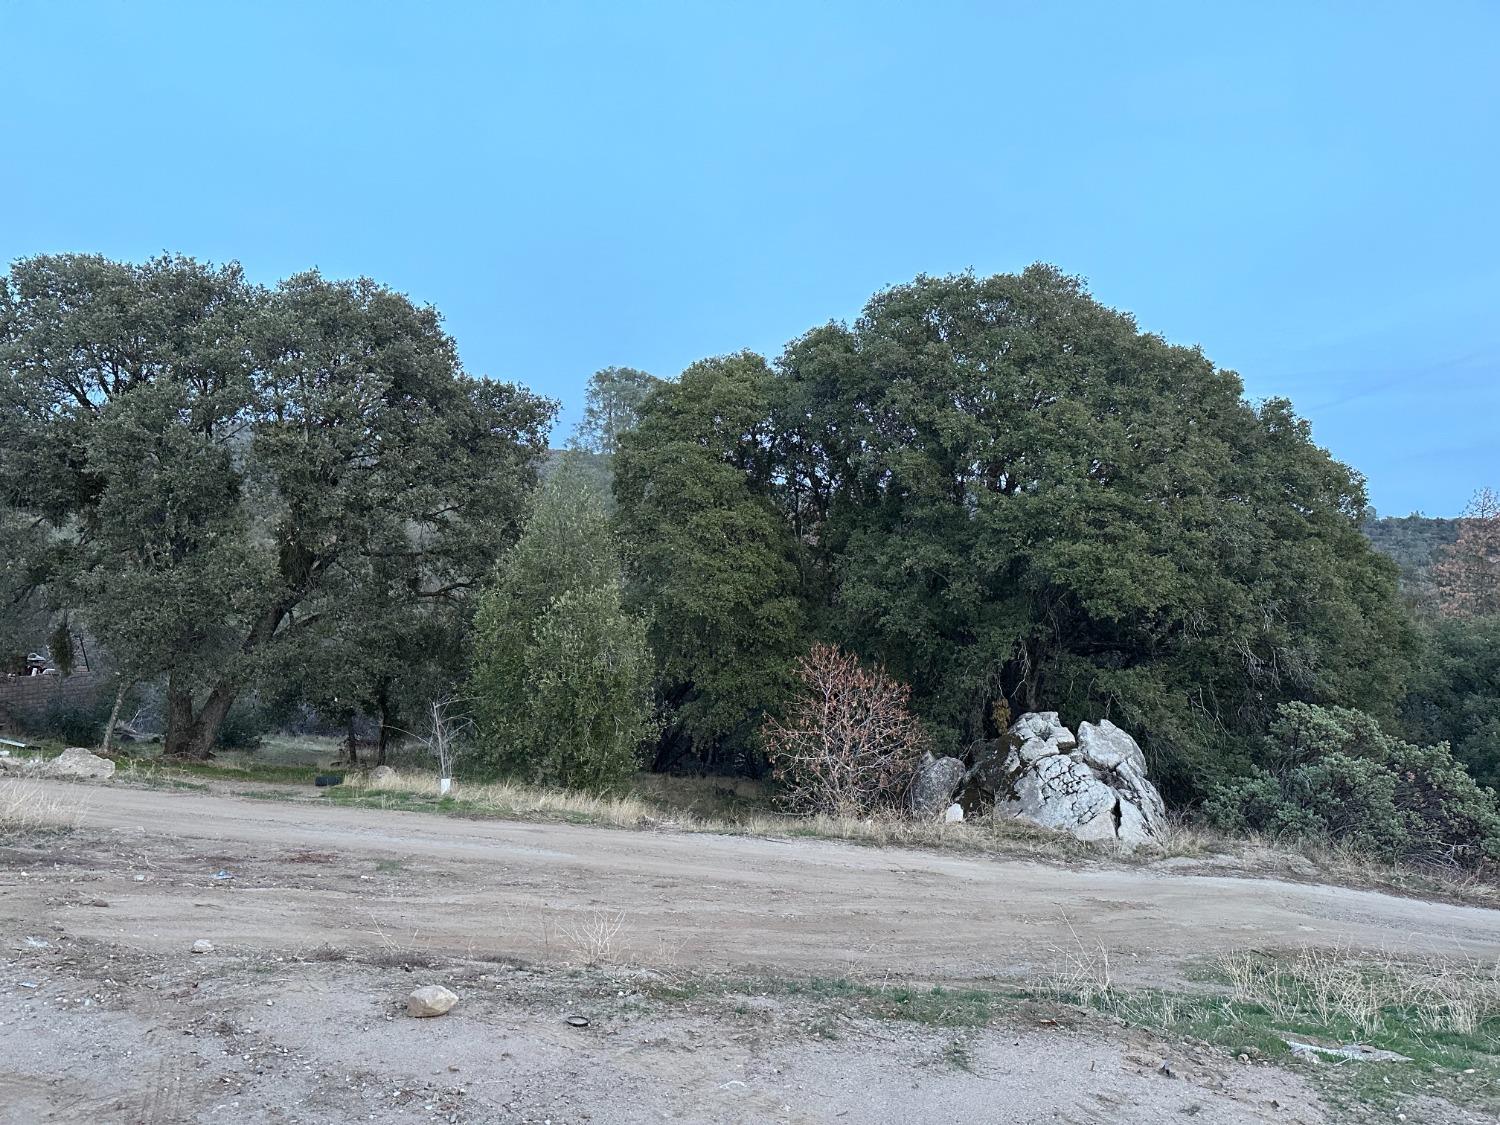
[973,714,1166,846]
[906,752,967,817]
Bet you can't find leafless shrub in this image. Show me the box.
[764,644,928,817]
[562,910,627,967]
[395,697,473,784]
[1433,486,1500,617]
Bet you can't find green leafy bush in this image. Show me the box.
[1205,703,1500,868]
[517,583,656,789]
[470,457,656,790]
[1402,615,1500,789]
[38,700,108,747]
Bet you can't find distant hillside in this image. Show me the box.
[1363,513,1459,591]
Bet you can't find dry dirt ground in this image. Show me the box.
[2,781,1498,1124]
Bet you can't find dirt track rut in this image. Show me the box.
[7,780,1499,983]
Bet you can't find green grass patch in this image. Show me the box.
[324,788,461,814]
[647,954,1496,1113]
[1035,949,1499,1115]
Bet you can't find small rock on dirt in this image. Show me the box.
[191,939,214,954]
[407,985,459,1018]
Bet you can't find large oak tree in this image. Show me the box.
[0,254,552,758]
[615,266,1417,794]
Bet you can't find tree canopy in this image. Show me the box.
[613,353,807,773]
[572,366,663,456]
[469,455,655,788]
[0,253,553,757]
[615,266,1416,795]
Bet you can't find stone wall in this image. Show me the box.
[0,672,108,732]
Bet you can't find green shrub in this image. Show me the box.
[1205,703,1500,868]
[216,695,273,749]
[516,583,656,789]
[469,457,656,789]
[38,700,108,746]
[1401,615,1500,789]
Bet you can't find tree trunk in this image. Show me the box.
[1021,639,1041,713]
[160,595,292,760]
[376,686,392,766]
[343,716,359,766]
[163,675,239,760]
[99,680,130,754]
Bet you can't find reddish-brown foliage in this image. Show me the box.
[1433,487,1500,618]
[764,643,929,816]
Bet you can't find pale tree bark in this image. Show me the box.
[99,679,131,754]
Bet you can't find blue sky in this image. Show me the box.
[2,2,1495,515]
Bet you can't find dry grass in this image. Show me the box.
[0,778,89,832]
[1033,931,1500,1103]
[350,768,1104,854]
[357,770,657,826]
[1217,945,1500,1040]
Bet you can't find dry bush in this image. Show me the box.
[561,910,628,967]
[0,778,88,832]
[764,643,928,817]
[1433,486,1500,618]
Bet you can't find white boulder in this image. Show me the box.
[1077,720,1146,772]
[989,713,1167,846]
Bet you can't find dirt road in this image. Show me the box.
[9,781,1498,981]
[5,781,1499,1123]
